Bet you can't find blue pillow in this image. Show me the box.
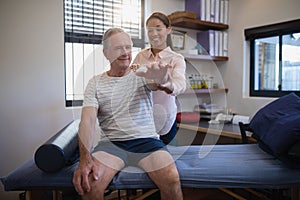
[249,93,300,157]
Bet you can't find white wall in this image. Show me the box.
[222,0,300,117]
[1,0,299,199]
[0,0,74,199]
[146,0,184,17]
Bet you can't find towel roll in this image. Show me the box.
[34,120,80,173]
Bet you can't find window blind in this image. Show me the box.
[64,0,143,44]
[64,0,144,107]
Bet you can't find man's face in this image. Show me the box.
[104,32,132,69]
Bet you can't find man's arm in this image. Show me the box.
[73,106,99,195]
[78,107,98,157]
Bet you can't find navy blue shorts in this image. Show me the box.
[92,138,167,166]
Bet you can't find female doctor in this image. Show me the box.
[132,12,186,144]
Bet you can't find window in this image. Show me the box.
[64,0,145,106]
[245,19,300,97]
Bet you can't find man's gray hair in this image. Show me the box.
[102,28,131,49]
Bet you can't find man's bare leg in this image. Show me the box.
[138,150,183,200]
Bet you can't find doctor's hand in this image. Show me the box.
[73,155,99,195]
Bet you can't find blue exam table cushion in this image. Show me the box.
[2,144,300,191]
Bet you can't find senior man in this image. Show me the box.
[72,27,183,200]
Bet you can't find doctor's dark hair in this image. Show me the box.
[146,12,174,50]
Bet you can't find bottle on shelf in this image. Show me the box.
[188,73,215,89]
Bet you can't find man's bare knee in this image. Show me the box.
[150,163,180,185]
[81,174,106,200]
[81,154,124,200]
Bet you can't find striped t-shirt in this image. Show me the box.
[83,71,158,141]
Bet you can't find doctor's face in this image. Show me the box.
[146,18,171,50]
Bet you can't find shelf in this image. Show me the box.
[170,17,228,31]
[182,88,228,95]
[182,53,228,61]
[170,17,229,61]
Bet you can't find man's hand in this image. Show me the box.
[132,62,171,84]
[73,156,99,195]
